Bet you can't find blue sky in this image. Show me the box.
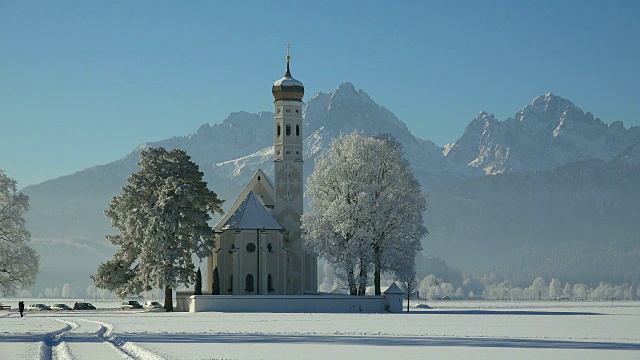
[2,1,639,188]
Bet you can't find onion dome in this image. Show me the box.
[272,50,304,102]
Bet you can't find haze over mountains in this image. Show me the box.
[22,82,640,296]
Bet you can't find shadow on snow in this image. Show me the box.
[122,333,640,351]
[2,332,639,351]
[410,309,603,316]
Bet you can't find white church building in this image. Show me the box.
[181,49,404,313]
[205,51,318,295]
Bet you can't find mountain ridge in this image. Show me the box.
[444,93,640,175]
[20,83,640,296]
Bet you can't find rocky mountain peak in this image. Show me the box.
[305,82,409,135]
[526,93,576,116]
[445,93,640,174]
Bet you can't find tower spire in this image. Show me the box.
[285,43,292,77]
[272,43,304,101]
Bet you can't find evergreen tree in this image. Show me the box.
[92,147,224,311]
[194,268,202,295]
[212,267,220,295]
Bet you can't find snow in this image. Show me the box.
[220,191,282,230]
[1,300,639,359]
[273,76,303,87]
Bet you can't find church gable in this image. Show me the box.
[214,169,275,231]
[219,191,283,230]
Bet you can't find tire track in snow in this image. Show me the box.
[38,319,77,360]
[84,319,166,360]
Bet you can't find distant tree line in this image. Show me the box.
[481,236,640,288]
[417,274,640,301]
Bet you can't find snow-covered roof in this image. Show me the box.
[384,283,404,295]
[214,169,275,231]
[219,191,283,231]
[273,76,303,88]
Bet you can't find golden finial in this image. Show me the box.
[286,43,291,61]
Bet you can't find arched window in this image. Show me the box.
[286,124,291,136]
[228,274,233,293]
[268,274,274,292]
[245,274,254,292]
[296,124,300,136]
[277,124,281,138]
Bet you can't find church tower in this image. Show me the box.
[271,46,317,294]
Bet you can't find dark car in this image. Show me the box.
[73,302,96,310]
[121,300,143,310]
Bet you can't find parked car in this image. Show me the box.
[50,304,72,311]
[27,304,50,311]
[121,300,143,310]
[143,301,164,311]
[73,302,96,310]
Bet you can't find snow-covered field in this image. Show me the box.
[1,300,639,360]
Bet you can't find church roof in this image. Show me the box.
[213,169,275,231]
[219,191,283,231]
[384,283,405,295]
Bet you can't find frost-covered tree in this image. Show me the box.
[86,285,97,299]
[509,287,524,301]
[549,278,562,300]
[441,283,455,298]
[529,277,548,300]
[0,170,39,296]
[563,282,573,299]
[573,283,588,300]
[302,132,426,295]
[61,283,71,298]
[418,274,440,300]
[455,287,464,299]
[368,135,427,295]
[396,257,418,312]
[92,147,224,311]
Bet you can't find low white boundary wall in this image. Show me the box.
[177,293,403,313]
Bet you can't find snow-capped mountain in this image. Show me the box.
[444,93,640,174]
[20,84,640,295]
[209,82,458,197]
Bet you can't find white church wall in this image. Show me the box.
[187,294,394,313]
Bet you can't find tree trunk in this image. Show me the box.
[374,262,381,296]
[357,258,367,296]
[164,286,174,312]
[373,244,382,296]
[348,269,357,295]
